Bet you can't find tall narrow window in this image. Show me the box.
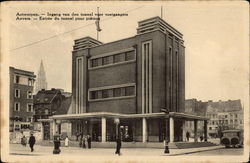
[15,75,20,84]
[15,89,20,98]
[14,102,20,111]
[27,91,33,99]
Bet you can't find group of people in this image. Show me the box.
[186,131,204,142]
[20,134,36,152]
[78,135,92,149]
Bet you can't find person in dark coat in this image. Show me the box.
[28,134,36,152]
[87,135,91,149]
[115,137,122,155]
[186,131,190,142]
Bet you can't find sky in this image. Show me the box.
[6,1,249,104]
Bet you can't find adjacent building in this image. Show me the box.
[35,60,48,94]
[33,88,72,140]
[48,16,208,143]
[185,99,244,138]
[9,67,36,132]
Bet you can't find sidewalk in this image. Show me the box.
[9,143,224,156]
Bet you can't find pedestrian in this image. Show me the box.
[28,133,36,152]
[87,135,91,149]
[115,137,122,156]
[79,136,82,147]
[82,136,86,148]
[186,131,190,142]
[65,136,69,147]
[200,135,204,142]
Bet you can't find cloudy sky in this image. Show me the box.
[6,1,249,104]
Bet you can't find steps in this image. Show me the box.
[38,141,217,149]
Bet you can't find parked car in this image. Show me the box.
[221,130,243,148]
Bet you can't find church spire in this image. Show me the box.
[35,60,48,93]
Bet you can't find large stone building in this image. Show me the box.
[47,16,208,144]
[9,67,36,132]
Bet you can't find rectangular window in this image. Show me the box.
[90,91,98,100]
[27,104,33,112]
[114,88,121,97]
[14,102,20,111]
[28,78,33,86]
[114,53,125,63]
[15,75,20,84]
[125,86,135,96]
[125,51,135,61]
[14,116,20,122]
[15,89,20,98]
[27,91,33,99]
[235,114,238,118]
[102,56,113,65]
[102,90,109,98]
[92,59,98,67]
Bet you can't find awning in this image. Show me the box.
[49,112,209,121]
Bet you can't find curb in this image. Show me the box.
[163,146,225,156]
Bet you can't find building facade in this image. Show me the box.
[9,67,36,132]
[35,60,47,94]
[34,88,72,140]
[48,17,208,143]
[206,100,243,138]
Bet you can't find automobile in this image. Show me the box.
[221,129,243,148]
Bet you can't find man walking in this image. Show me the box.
[87,135,91,149]
[186,131,190,142]
[115,137,122,156]
[28,133,36,152]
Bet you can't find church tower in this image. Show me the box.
[35,60,48,93]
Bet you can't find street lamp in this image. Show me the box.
[161,107,170,154]
[114,118,120,139]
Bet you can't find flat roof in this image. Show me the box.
[49,112,209,121]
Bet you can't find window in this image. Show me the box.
[102,56,113,65]
[235,119,238,123]
[15,89,20,98]
[15,75,20,84]
[27,91,33,99]
[28,78,33,86]
[102,90,109,98]
[114,53,125,63]
[240,120,243,124]
[235,114,238,118]
[114,88,121,97]
[91,59,98,67]
[125,86,135,96]
[212,121,214,125]
[91,91,98,99]
[209,127,212,130]
[14,102,20,111]
[27,104,33,112]
[125,51,135,61]
[26,117,33,122]
[225,115,228,118]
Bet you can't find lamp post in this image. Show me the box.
[114,118,120,139]
[161,108,170,154]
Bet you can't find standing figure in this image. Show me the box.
[28,133,36,152]
[65,136,69,147]
[186,131,190,142]
[87,135,92,149]
[82,136,86,148]
[200,135,204,142]
[21,136,27,146]
[79,136,82,147]
[115,137,122,156]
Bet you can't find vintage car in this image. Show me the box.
[221,130,243,148]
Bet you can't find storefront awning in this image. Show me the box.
[49,112,209,121]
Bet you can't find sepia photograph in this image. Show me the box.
[1,1,249,162]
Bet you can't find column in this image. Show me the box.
[182,120,186,142]
[101,117,106,142]
[194,120,198,142]
[204,120,208,142]
[52,119,56,135]
[41,122,44,140]
[169,117,174,143]
[142,117,147,142]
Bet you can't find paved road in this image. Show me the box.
[187,147,243,155]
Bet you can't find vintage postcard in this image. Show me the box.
[1,1,249,163]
